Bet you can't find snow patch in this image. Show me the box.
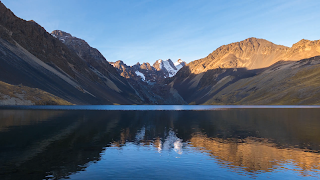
[156,59,185,77]
[161,59,177,77]
[135,71,145,81]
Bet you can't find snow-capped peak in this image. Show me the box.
[153,59,185,77]
[174,59,183,66]
[174,59,186,72]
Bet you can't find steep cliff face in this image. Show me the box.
[0,2,141,105]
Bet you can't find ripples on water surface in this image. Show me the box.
[0,106,320,179]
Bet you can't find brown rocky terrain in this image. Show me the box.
[170,38,320,105]
[0,2,142,105]
[185,37,320,74]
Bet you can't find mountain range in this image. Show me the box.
[0,2,320,105]
[109,59,186,104]
[110,58,185,82]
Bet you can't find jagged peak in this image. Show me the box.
[155,59,173,64]
[115,60,125,64]
[112,60,127,66]
[208,37,286,57]
[238,37,276,46]
[291,39,314,47]
[140,62,151,66]
[51,30,72,38]
[244,37,264,41]
[175,59,185,63]
[174,59,186,66]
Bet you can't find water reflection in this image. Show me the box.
[0,109,320,179]
[190,134,320,176]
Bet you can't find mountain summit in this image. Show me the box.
[110,59,187,104]
[170,37,320,105]
[153,59,185,77]
[51,30,120,78]
[0,1,142,105]
[185,37,320,74]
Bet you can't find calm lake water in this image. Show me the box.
[0,106,320,179]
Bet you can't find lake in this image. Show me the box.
[0,106,320,179]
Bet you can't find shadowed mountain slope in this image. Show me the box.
[171,56,320,105]
[0,2,142,105]
[201,56,320,105]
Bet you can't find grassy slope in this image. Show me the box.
[0,81,72,105]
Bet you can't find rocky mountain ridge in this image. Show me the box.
[51,30,121,83]
[0,2,142,105]
[111,58,186,82]
[153,59,185,77]
[184,37,320,75]
[110,59,187,104]
[170,38,320,105]
[50,29,187,105]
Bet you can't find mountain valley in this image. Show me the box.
[1,2,320,105]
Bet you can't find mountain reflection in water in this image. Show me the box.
[0,108,320,179]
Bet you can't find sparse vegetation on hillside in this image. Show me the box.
[0,81,73,105]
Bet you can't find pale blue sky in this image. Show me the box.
[2,0,320,65]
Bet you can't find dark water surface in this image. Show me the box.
[0,106,320,179]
